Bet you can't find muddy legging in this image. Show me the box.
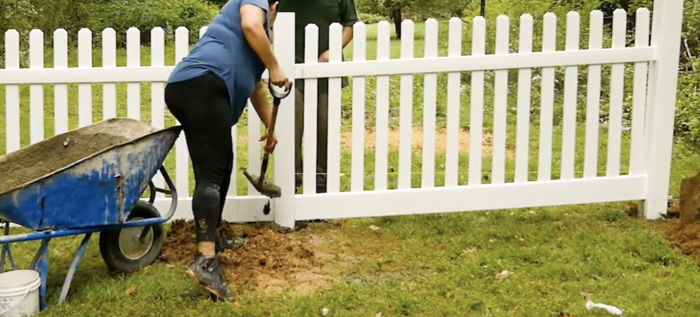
[164,72,233,243]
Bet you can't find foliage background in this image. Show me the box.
[0,0,698,143]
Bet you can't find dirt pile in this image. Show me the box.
[664,223,700,259]
[160,220,332,295]
[0,132,129,193]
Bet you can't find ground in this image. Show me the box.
[3,21,700,316]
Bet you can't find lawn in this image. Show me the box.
[3,21,700,316]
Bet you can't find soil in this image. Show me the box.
[0,132,130,194]
[661,222,700,260]
[236,127,515,157]
[160,220,332,295]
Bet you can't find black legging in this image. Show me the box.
[164,73,233,243]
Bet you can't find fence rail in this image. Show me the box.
[0,1,685,228]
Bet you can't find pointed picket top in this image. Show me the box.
[53,29,67,39]
[590,10,604,21]
[77,29,92,67]
[566,11,581,20]
[175,27,190,62]
[329,22,343,35]
[53,29,68,66]
[29,30,44,67]
[102,28,116,38]
[305,23,318,33]
[175,26,189,36]
[78,28,92,38]
[4,29,19,39]
[401,19,414,28]
[151,27,165,38]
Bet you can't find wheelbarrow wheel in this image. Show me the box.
[99,201,165,273]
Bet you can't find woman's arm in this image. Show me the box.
[240,2,280,72]
[250,81,272,128]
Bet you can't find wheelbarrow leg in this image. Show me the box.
[30,238,50,311]
[59,233,92,304]
[1,221,17,273]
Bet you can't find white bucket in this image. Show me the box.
[0,270,41,317]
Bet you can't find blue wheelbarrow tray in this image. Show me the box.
[0,118,182,231]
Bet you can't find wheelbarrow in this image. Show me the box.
[0,118,182,312]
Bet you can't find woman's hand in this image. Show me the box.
[259,133,278,153]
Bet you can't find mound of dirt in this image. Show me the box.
[160,220,332,295]
[0,132,129,194]
[664,222,700,258]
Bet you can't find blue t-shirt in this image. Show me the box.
[167,0,270,124]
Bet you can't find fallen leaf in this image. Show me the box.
[580,291,594,298]
[495,270,512,281]
[369,225,380,232]
[375,313,384,317]
[554,220,564,229]
[142,266,153,275]
[165,264,175,269]
[488,239,495,243]
[556,312,572,317]
[262,311,271,316]
[519,238,526,242]
[463,247,477,254]
[125,285,137,296]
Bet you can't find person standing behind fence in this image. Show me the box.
[278,0,359,194]
[164,0,290,301]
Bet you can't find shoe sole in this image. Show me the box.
[184,269,233,301]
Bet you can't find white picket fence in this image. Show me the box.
[0,1,685,229]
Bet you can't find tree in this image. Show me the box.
[378,0,413,39]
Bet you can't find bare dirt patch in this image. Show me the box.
[237,128,514,157]
[659,221,700,260]
[160,220,333,295]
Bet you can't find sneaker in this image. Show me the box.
[184,255,233,301]
[215,230,246,253]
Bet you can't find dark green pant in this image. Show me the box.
[294,89,328,193]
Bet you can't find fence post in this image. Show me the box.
[642,0,684,219]
[272,13,296,229]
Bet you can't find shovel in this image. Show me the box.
[242,80,293,198]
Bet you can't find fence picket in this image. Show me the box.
[4,30,20,154]
[126,28,141,121]
[174,27,190,197]
[561,12,580,180]
[629,8,651,175]
[102,29,117,120]
[606,9,628,177]
[398,20,415,189]
[29,30,44,144]
[492,16,509,184]
[53,29,69,136]
[514,15,533,183]
[537,13,557,182]
[444,18,462,187]
[468,17,486,185]
[302,24,319,194]
[151,27,166,197]
[374,21,390,191]
[584,11,604,178]
[78,29,92,127]
[421,19,439,188]
[327,23,343,194]
[350,22,367,192]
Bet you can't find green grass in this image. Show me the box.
[3,21,700,316]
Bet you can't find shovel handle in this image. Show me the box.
[268,80,293,100]
[263,81,293,153]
